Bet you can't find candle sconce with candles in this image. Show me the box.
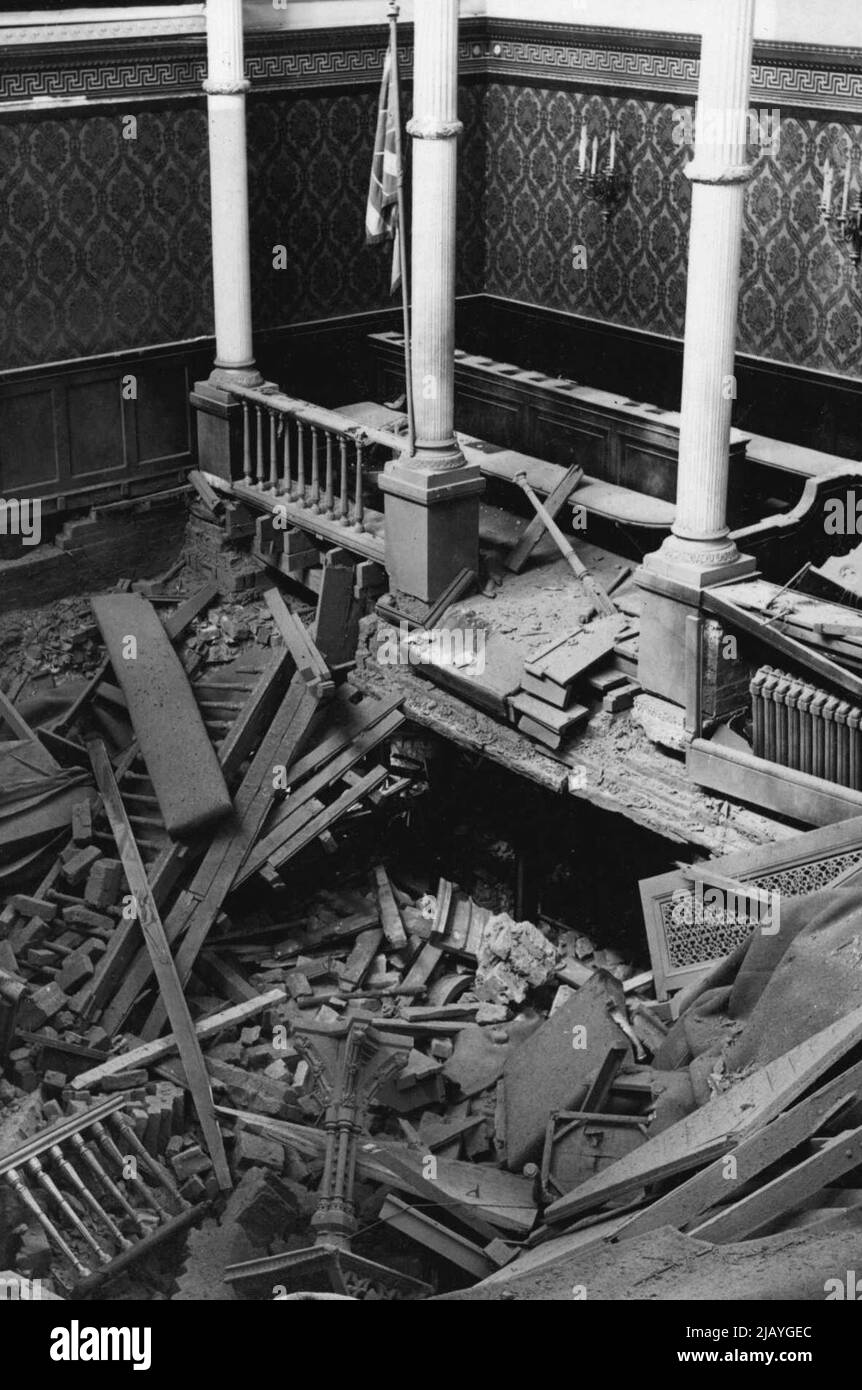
[575,127,628,222]
[821,150,862,270]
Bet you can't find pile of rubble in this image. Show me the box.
[3,534,862,1304]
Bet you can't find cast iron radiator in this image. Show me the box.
[750,665,862,788]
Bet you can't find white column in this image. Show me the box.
[378,0,483,601]
[204,0,261,387]
[408,0,462,463]
[644,0,755,585]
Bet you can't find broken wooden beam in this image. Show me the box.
[91,593,231,838]
[139,676,319,1038]
[85,736,231,1190]
[72,989,286,1090]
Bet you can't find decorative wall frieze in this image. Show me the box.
[1,18,860,114]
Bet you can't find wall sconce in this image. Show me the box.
[575,127,628,222]
[821,152,861,269]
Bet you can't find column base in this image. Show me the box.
[378,456,484,603]
[636,542,755,704]
[642,533,756,590]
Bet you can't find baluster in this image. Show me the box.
[69,1133,148,1234]
[324,432,335,514]
[5,1167,90,1278]
[268,410,278,490]
[242,402,252,485]
[297,422,306,504]
[310,427,321,511]
[255,405,265,486]
[282,414,292,496]
[92,1120,167,1219]
[339,437,349,523]
[50,1144,132,1250]
[27,1155,111,1264]
[353,442,365,531]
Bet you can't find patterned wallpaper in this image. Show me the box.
[247,81,485,333]
[0,84,484,372]
[1,58,859,383]
[483,81,862,378]
[0,106,213,371]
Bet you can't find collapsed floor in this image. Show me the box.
[2,506,862,1303]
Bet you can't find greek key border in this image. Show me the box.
[0,19,860,114]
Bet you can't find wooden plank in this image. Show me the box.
[424,567,477,629]
[312,563,357,669]
[379,1193,496,1278]
[506,464,584,574]
[81,653,291,1024]
[616,1061,862,1241]
[85,737,231,1190]
[691,1124,862,1244]
[401,941,444,991]
[432,877,454,936]
[687,737,862,827]
[338,928,384,988]
[545,1001,862,1225]
[216,648,294,787]
[0,689,59,772]
[264,765,389,876]
[235,708,403,885]
[264,587,333,696]
[285,691,402,788]
[92,594,231,838]
[139,678,319,1039]
[703,587,862,705]
[194,952,259,1005]
[374,864,408,949]
[162,579,220,641]
[526,617,621,687]
[72,989,286,1089]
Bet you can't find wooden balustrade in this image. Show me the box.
[232,386,404,556]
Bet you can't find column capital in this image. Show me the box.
[406,116,464,141]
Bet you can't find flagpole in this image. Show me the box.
[387,1,416,457]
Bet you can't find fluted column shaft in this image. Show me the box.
[648,0,755,580]
[407,0,463,465]
[205,0,261,386]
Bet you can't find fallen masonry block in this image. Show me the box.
[233,1129,285,1173]
[56,953,94,994]
[84,859,124,910]
[71,800,94,845]
[61,846,103,887]
[18,982,69,1031]
[8,895,57,923]
[171,1145,213,1182]
[91,592,232,837]
[61,906,114,934]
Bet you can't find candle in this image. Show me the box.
[609,129,616,173]
[823,159,834,210]
[579,124,587,174]
[842,155,852,217]
[591,135,598,177]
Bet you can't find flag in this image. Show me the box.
[366,44,402,294]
